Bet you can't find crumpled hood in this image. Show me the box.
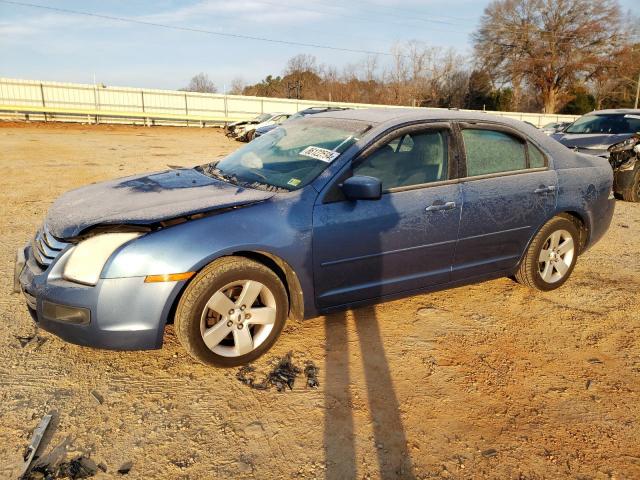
[46,168,274,239]
[552,132,633,156]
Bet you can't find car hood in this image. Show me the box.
[45,168,275,239]
[552,132,633,156]
[552,132,631,150]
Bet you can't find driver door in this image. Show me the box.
[312,123,462,309]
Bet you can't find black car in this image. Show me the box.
[552,109,640,201]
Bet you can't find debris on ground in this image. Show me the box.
[59,456,98,479]
[15,332,47,350]
[236,352,306,392]
[267,353,302,391]
[117,461,133,475]
[25,456,98,480]
[236,365,269,390]
[481,448,498,458]
[303,361,320,388]
[89,390,104,405]
[20,413,52,479]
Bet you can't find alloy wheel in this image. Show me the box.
[200,280,277,357]
[538,229,575,283]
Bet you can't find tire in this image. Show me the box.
[246,130,256,142]
[621,168,640,202]
[514,215,580,291]
[175,257,288,367]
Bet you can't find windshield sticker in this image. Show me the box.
[299,146,340,163]
[287,178,301,187]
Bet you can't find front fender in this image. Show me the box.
[101,188,318,317]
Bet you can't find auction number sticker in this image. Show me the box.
[300,146,340,163]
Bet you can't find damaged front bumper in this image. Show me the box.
[14,241,183,351]
[613,158,639,193]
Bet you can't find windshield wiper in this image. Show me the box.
[202,165,239,185]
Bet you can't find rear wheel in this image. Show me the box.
[175,257,288,367]
[514,216,579,291]
[621,168,640,202]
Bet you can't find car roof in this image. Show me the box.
[583,109,640,115]
[311,107,540,131]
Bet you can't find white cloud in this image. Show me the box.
[139,0,325,26]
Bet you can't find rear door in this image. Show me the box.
[312,123,462,309]
[452,123,557,280]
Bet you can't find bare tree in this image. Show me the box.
[229,77,246,95]
[284,54,319,77]
[183,73,217,94]
[474,0,623,113]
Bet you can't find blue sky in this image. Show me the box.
[0,0,636,91]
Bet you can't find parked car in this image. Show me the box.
[552,109,640,157]
[608,133,640,202]
[233,113,290,142]
[541,121,570,135]
[224,113,272,139]
[15,109,614,367]
[254,106,352,138]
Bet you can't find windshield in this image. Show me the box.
[565,114,640,135]
[200,117,370,191]
[253,113,272,122]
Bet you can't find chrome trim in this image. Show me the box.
[31,225,69,269]
[23,290,37,310]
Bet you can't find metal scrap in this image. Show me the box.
[303,360,320,389]
[20,413,52,479]
[235,352,307,392]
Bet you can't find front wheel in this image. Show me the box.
[175,257,288,367]
[514,216,579,291]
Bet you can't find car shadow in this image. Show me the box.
[324,308,415,479]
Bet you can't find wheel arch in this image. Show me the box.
[516,209,590,271]
[163,250,305,330]
[558,210,589,253]
[231,250,305,322]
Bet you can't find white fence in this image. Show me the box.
[0,77,579,127]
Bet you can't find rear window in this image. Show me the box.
[462,129,526,176]
[528,142,546,168]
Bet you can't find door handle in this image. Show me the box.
[534,185,556,194]
[425,201,456,212]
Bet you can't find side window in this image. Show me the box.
[462,129,526,176]
[528,142,546,168]
[354,130,448,190]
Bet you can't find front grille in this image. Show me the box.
[31,225,69,269]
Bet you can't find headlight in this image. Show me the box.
[587,144,615,151]
[63,233,142,285]
[608,137,638,153]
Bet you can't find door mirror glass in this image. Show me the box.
[341,176,382,200]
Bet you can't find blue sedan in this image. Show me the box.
[15,109,615,367]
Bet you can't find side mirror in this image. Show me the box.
[341,175,382,200]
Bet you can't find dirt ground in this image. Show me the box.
[0,121,638,480]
